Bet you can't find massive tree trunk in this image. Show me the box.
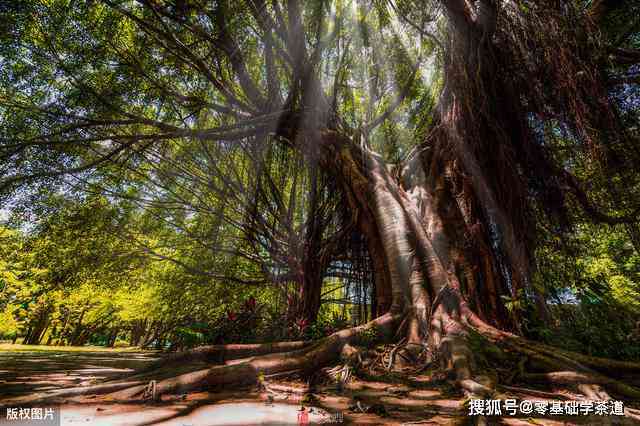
[310,0,523,369]
[300,0,578,392]
[319,130,494,390]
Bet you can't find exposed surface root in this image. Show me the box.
[100,313,400,401]
[419,302,640,409]
[446,309,640,402]
[471,324,640,400]
[497,384,569,400]
[141,341,310,372]
[4,309,640,425]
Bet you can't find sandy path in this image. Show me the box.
[0,347,161,398]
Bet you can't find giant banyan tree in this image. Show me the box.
[2,0,640,407]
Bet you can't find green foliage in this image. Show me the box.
[0,195,277,347]
[0,0,638,362]
[0,307,18,338]
[531,223,640,360]
[355,323,381,348]
[173,327,205,349]
[544,302,640,360]
[304,311,351,341]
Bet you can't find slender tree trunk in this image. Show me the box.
[70,309,86,346]
[23,326,32,345]
[130,319,146,346]
[142,322,164,349]
[36,319,50,345]
[299,268,323,325]
[296,162,330,326]
[57,310,71,346]
[25,308,52,345]
[46,325,57,346]
[141,320,157,348]
[107,328,119,347]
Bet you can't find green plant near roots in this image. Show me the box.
[174,327,206,349]
[465,330,492,369]
[355,323,381,348]
[305,323,328,341]
[543,301,640,360]
[300,311,351,341]
[301,393,319,404]
[113,339,130,348]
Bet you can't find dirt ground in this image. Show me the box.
[0,345,161,398]
[0,346,638,425]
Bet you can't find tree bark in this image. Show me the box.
[299,270,323,326]
[130,319,147,346]
[69,309,86,346]
[107,328,119,347]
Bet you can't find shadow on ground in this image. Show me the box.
[0,348,161,397]
[1,348,638,425]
